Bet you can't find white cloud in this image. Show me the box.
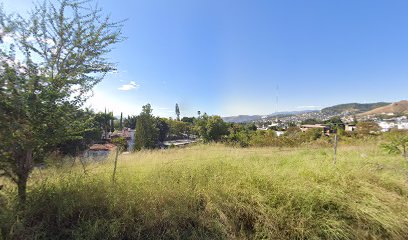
[118,81,140,91]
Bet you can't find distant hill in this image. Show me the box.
[321,102,390,115]
[222,110,318,123]
[222,115,263,123]
[359,100,408,116]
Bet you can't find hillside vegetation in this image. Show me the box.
[321,102,390,115]
[1,144,408,239]
[359,100,408,116]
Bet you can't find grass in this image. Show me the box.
[1,144,408,239]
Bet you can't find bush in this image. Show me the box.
[111,137,128,151]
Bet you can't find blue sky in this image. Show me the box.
[3,0,408,117]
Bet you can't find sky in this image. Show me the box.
[3,0,408,118]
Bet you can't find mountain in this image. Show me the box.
[359,100,408,116]
[222,115,263,123]
[321,102,390,115]
[222,110,318,123]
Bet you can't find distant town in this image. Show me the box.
[223,100,408,133]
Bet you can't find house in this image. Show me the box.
[86,143,116,158]
[109,128,136,151]
[345,124,357,132]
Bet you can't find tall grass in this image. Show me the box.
[1,144,408,239]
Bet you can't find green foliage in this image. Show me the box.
[167,119,191,139]
[324,116,345,131]
[1,145,408,239]
[321,102,390,115]
[58,109,102,156]
[111,137,128,151]
[195,115,229,142]
[0,0,123,203]
[284,126,302,137]
[156,117,170,142]
[134,104,159,150]
[181,116,195,124]
[119,112,123,130]
[301,118,322,125]
[123,115,137,129]
[175,103,180,121]
[303,128,323,141]
[381,130,408,161]
[226,124,254,147]
[357,121,381,135]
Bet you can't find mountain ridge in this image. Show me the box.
[359,100,408,116]
[222,101,403,123]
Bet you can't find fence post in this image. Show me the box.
[112,146,120,183]
[333,134,338,165]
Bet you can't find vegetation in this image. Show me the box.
[356,121,381,135]
[175,103,181,121]
[382,130,408,162]
[1,144,407,239]
[0,0,123,204]
[134,104,159,150]
[321,102,390,115]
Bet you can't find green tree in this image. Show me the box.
[381,130,408,162]
[205,116,229,142]
[58,108,102,156]
[0,0,122,204]
[156,117,170,142]
[301,118,321,125]
[119,112,123,130]
[181,116,195,124]
[134,104,159,150]
[124,115,137,129]
[94,111,115,139]
[112,137,128,151]
[167,119,191,139]
[175,103,180,121]
[325,117,345,132]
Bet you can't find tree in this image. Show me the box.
[181,116,195,124]
[58,108,102,156]
[381,130,408,162]
[124,115,137,129]
[301,118,321,125]
[325,117,345,132]
[207,116,229,141]
[134,104,159,150]
[168,119,190,139]
[112,136,128,151]
[94,111,115,139]
[156,117,169,142]
[0,0,123,204]
[119,112,123,130]
[175,103,180,121]
[195,115,228,142]
[197,110,201,118]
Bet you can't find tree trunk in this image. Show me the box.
[15,149,33,206]
[17,176,28,205]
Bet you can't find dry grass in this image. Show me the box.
[1,144,408,239]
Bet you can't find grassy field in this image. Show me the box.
[1,144,408,239]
